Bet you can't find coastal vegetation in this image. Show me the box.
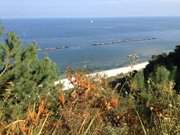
[0,29,180,135]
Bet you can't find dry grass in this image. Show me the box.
[0,70,180,135]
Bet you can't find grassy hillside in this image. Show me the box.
[0,30,180,135]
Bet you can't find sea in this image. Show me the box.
[1,17,180,73]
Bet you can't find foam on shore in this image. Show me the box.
[55,62,149,90]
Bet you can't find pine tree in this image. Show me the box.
[0,32,59,106]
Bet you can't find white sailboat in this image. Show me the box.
[90,20,94,23]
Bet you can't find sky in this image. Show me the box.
[0,0,180,18]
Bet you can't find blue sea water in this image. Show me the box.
[1,17,180,73]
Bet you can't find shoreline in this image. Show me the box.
[56,61,149,90]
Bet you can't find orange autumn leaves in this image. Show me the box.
[109,97,119,109]
[96,96,120,110]
[67,71,97,91]
[66,69,119,109]
[20,99,49,134]
[1,71,120,134]
[27,99,49,125]
[2,99,50,135]
[65,70,120,110]
[59,91,65,106]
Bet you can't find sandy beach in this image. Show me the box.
[56,62,149,90]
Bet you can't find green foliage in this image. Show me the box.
[102,125,128,135]
[149,65,170,84]
[0,32,60,120]
[144,46,180,91]
[0,28,180,134]
[0,26,3,36]
[148,66,175,97]
[130,71,145,91]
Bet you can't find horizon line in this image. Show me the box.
[1,15,180,20]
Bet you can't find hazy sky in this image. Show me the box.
[1,0,180,18]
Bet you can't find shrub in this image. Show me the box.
[148,66,175,97]
[130,71,145,91]
[144,46,180,91]
[0,32,60,121]
[0,29,180,135]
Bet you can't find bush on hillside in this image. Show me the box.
[0,32,60,121]
[144,46,180,92]
[0,28,180,135]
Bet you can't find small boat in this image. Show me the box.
[90,20,94,23]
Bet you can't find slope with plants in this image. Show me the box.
[0,28,179,135]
